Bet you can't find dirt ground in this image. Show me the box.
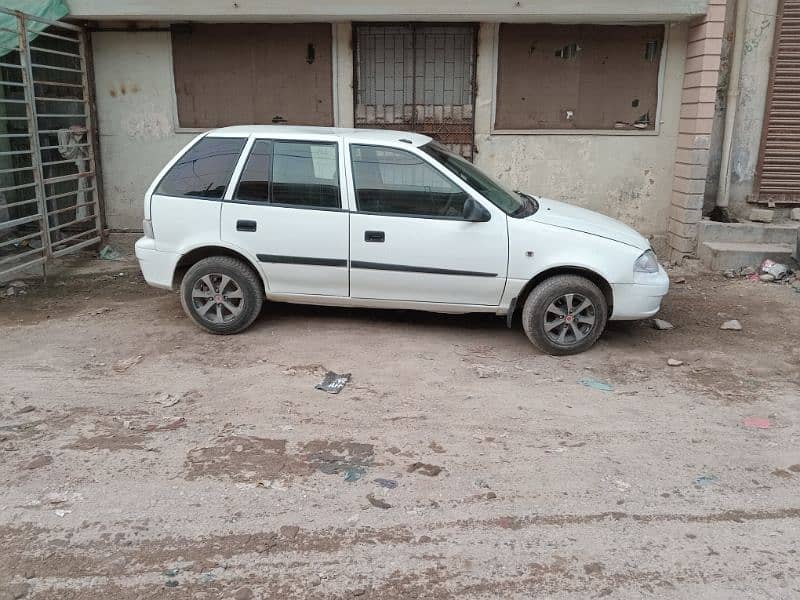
[1,249,799,600]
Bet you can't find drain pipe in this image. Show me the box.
[715,0,748,211]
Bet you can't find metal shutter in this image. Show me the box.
[756,0,800,204]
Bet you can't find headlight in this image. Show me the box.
[634,249,659,273]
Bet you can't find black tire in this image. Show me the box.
[179,256,264,335]
[521,275,608,355]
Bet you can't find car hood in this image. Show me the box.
[527,196,650,250]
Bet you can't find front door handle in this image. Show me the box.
[237,219,257,232]
[364,230,385,242]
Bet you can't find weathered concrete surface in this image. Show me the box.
[1,250,799,599]
[67,0,710,21]
[726,0,781,218]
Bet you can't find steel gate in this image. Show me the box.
[0,8,101,279]
[353,23,478,159]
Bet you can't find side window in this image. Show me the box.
[235,140,272,202]
[271,141,340,208]
[350,145,468,217]
[156,137,245,199]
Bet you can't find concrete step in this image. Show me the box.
[697,220,800,246]
[698,241,797,271]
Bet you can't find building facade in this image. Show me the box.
[63,0,731,260]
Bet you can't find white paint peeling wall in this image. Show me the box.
[472,23,688,251]
[726,0,779,216]
[92,31,197,230]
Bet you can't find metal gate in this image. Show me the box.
[353,23,477,159]
[755,0,800,204]
[0,8,101,279]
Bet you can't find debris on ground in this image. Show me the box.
[162,568,180,577]
[473,364,506,378]
[673,277,686,284]
[720,320,742,331]
[743,416,772,429]
[694,475,718,488]
[145,417,187,432]
[367,493,392,509]
[165,579,179,588]
[149,392,180,407]
[760,259,789,281]
[16,405,35,414]
[374,478,398,489]
[652,318,674,330]
[23,454,52,470]
[315,371,351,394]
[723,266,756,279]
[283,363,327,376]
[613,479,631,492]
[407,462,443,477]
[3,280,28,297]
[98,244,122,260]
[343,466,365,482]
[90,306,112,316]
[113,354,144,372]
[578,378,614,392]
[667,358,684,367]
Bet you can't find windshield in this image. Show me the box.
[421,142,537,217]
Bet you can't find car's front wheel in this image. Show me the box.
[521,275,608,355]
[180,256,264,335]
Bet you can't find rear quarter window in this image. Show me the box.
[156,137,246,200]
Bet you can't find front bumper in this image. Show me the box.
[134,237,180,290]
[609,265,670,320]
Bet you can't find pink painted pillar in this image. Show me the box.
[668,0,728,262]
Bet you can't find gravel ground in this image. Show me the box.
[1,251,799,599]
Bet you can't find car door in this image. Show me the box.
[347,143,508,305]
[221,137,349,296]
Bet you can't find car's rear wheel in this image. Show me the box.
[521,275,608,355]
[180,256,263,335]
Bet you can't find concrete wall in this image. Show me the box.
[726,0,780,218]
[69,0,709,22]
[92,31,196,230]
[94,22,689,250]
[472,23,688,252]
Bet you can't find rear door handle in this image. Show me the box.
[236,219,257,232]
[364,230,385,242]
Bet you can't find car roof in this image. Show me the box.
[205,125,433,147]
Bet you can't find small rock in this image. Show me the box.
[407,462,443,477]
[720,319,742,331]
[749,208,774,223]
[309,574,322,587]
[16,405,35,414]
[165,579,179,588]
[234,587,253,600]
[759,273,775,283]
[652,318,674,330]
[23,454,52,470]
[723,270,736,279]
[367,493,392,509]
[790,207,800,221]
[352,589,366,597]
[667,358,684,367]
[673,277,686,284]
[486,491,497,500]
[280,525,299,540]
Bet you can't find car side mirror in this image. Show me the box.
[462,197,491,222]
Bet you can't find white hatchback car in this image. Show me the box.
[135,126,668,355]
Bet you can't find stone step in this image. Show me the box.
[698,241,797,271]
[697,220,800,246]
